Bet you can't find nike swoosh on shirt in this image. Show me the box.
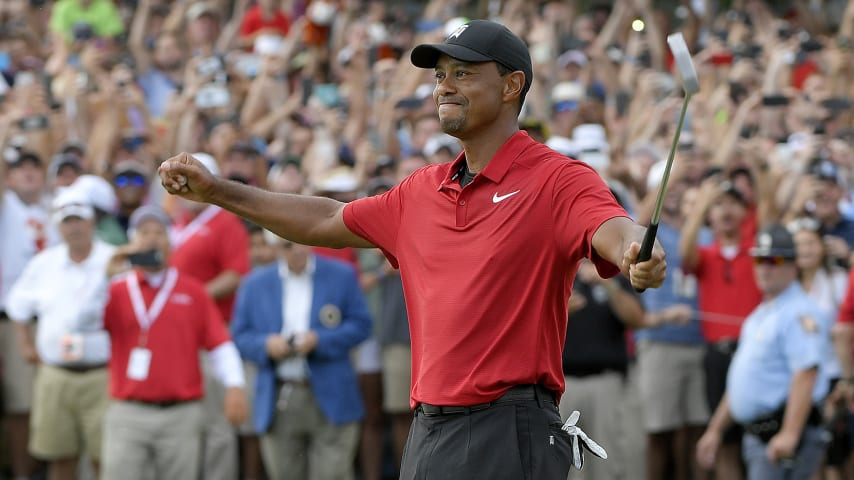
[492,190,521,203]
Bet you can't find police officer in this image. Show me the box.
[696,223,831,479]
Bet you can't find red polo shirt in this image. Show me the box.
[239,6,290,39]
[693,243,762,341]
[838,267,854,324]
[104,269,230,402]
[343,131,627,407]
[169,208,251,322]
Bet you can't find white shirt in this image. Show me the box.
[0,191,36,309]
[5,191,59,252]
[6,239,116,366]
[276,256,315,381]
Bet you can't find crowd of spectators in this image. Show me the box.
[4,0,854,478]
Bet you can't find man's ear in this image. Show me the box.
[503,71,525,103]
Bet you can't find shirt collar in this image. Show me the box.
[278,255,316,280]
[438,130,533,190]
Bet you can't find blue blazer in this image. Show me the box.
[231,256,372,433]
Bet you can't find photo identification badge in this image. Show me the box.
[127,347,152,380]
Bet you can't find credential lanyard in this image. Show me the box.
[171,205,220,248]
[127,268,178,347]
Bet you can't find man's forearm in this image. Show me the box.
[207,180,372,248]
[708,392,734,434]
[206,270,242,300]
[832,324,854,378]
[780,367,818,438]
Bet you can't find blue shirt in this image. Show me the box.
[137,69,177,119]
[636,221,705,344]
[726,282,830,423]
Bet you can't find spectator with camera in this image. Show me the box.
[101,205,248,480]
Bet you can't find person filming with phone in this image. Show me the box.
[100,205,248,480]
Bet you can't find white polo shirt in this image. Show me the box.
[6,239,115,366]
[0,191,36,310]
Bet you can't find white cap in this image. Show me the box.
[307,0,336,26]
[315,166,358,193]
[558,50,588,68]
[545,135,577,157]
[193,152,220,176]
[423,133,461,157]
[551,81,585,103]
[52,185,95,224]
[647,159,667,191]
[186,1,219,21]
[72,174,118,213]
[572,124,610,153]
[572,124,611,171]
[254,34,286,57]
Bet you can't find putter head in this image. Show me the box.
[667,33,700,95]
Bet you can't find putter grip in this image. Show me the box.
[634,223,659,292]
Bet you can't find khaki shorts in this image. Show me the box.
[30,364,108,461]
[0,321,36,413]
[381,344,412,414]
[637,340,709,432]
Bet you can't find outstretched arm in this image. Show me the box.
[591,216,666,290]
[159,153,373,248]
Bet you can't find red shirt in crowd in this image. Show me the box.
[239,5,290,39]
[344,131,627,408]
[693,242,762,341]
[312,246,359,272]
[169,206,251,322]
[837,267,854,324]
[104,269,230,402]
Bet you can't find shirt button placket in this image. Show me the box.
[456,197,468,226]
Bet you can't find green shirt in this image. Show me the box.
[96,215,128,246]
[50,0,124,41]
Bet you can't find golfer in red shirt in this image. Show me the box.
[159,19,666,480]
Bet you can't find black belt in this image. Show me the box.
[744,405,823,443]
[126,398,197,409]
[417,384,556,417]
[277,378,310,387]
[709,339,739,356]
[55,363,107,373]
[0,311,8,321]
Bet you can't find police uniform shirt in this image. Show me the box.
[726,282,830,423]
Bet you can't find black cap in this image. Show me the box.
[5,149,41,169]
[750,223,796,259]
[808,159,842,185]
[410,20,532,97]
[719,180,748,206]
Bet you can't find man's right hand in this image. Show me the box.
[20,342,40,365]
[696,428,721,469]
[158,152,217,203]
[265,335,291,360]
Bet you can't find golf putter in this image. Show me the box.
[635,32,700,292]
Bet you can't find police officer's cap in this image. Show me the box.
[749,223,796,259]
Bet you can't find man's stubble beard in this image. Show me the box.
[440,115,466,135]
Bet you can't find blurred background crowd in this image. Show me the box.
[4,0,854,479]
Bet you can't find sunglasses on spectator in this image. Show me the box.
[115,174,146,188]
[786,217,820,234]
[752,256,790,266]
